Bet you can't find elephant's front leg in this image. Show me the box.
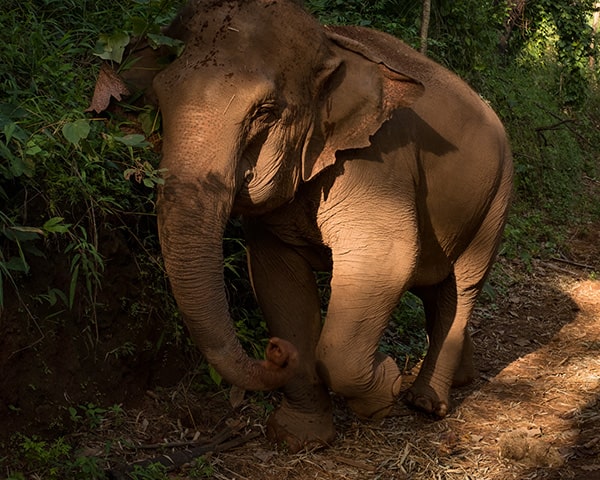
[315,237,417,419]
[244,221,334,452]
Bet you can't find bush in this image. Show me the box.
[0,0,186,307]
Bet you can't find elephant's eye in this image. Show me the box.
[253,103,279,124]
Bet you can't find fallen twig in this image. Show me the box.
[129,425,235,451]
[550,257,596,270]
[535,119,576,132]
[106,428,260,479]
[333,455,378,472]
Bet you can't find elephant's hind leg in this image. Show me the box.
[406,186,510,417]
[244,221,334,452]
[408,277,478,417]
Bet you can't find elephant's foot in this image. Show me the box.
[266,400,335,453]
[345,353,402,420]
[406,334,475,416]
[404,381,449,418]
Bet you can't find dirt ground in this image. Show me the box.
[56,222,597,480]
[1,221,599,479]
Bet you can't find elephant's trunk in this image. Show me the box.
[156,121,298,391]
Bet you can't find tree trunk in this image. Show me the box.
[590,2,600,68]
[499,0,528,54]
[420,0,431,55]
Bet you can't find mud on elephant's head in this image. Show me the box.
[90,0,424,392]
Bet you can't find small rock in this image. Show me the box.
[499,430,529,461]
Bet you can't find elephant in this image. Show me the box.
[115,0,513,450]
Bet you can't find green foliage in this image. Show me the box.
[94,32,132,63]
[7,434,106,480]
[507,0,597,106]
[129,462,169,480]
[188,456,215,479]
[308,0,420,46]
[222,221,270,360]
[0,4,186,475]
[479,55,600,259]
[0,212,70,306]
[425,0,506,75]
[68,403,109,430]
[384,293,428,366]
[65,226,104,310]
[0,0,184,327]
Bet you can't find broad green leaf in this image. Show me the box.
[5,122,27,143]
[93,31,131,63]
[7,152,35,178]
[5,256,28,272]
[147,33,185,56]
[0,141,17,163]
[43,217,70,234]
[130,17,148,37]
[3,122,16,143]
[138,109,161,136]
[130,16,161,37]
[24,140,42,156]
[208,365,222,386]
[62,119,90,146]
[113,134,149,148]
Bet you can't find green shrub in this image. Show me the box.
[5,434,106,480]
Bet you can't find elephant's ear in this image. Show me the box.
[302,26,424,182]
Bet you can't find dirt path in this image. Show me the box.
[89,236,599,480]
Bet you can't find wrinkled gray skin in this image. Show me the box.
[145,0,512,451]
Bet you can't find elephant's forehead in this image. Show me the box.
[181,0,325,69]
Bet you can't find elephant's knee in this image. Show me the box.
[316,346,402,419]
[315,346,357,397]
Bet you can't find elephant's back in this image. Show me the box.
[325,25,475,102]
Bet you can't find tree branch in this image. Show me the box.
[105,427,261,479]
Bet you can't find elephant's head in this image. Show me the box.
[152,0,424,391]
